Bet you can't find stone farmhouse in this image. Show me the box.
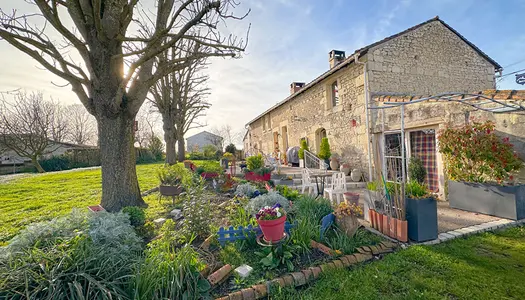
[244,17,525,197]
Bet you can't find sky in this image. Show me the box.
[1,0,525,143]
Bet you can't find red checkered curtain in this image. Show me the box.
[410,130,439,192]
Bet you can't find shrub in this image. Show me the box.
[122,206,146,227]
[188,151,205,160]
[408,156,426,184]
[245,191,291,216]
[225,143,237,154]
[181,178,214,240]
[246,154,264,171]
[235,183,257,198]
[203,144,220,159]
[298,139,309,160]
[318,137,331,160]
[39,155,71,171]
[438,120,523,183]
[137,148,157,164]
[276,185,300,201]
[194,160,222,174]
[148,135,164,161]
[0,210,142,300]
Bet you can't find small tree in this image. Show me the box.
[225,143,237,154]
[148,136,164,161]
[65,104,97,145]
[318,138,331,160]
[298,139,309,159]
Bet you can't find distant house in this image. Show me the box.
[186,131,223,152]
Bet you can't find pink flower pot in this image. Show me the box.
[257,215,287,242]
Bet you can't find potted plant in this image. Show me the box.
[405,180,438,242]
[222,152,234,169]
[244,154,272,181]
[339,162,351,175]
[334,202,362,238]
[439,121,524,219]
[298,140,308,168]
[256,204,287,242]
[157,166,184,198]
[317,137,331,170]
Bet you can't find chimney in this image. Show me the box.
[329,50,346,69]
[290,82,305,94]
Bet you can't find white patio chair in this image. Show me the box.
[324,172,347,205]
[300,169,316,195]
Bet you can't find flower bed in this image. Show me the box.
[0,168,385,300]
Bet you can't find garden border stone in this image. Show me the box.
[214,242,398,299]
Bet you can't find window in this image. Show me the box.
[331,81,339,107]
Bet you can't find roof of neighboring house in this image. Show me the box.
[246,16,502,127]
[186,130,223,140]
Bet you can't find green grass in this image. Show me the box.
[274,226,525,300]
[0,163,165,244]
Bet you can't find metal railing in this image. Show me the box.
[304,149,328,172]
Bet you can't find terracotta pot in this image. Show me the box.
[257,215,287,242]
[389,217,397,239]
[396,219,408,242]
[382,214,389,235]
[375,212,382,231]
[330,158,339,171]
[343,192,360,206]
[369,209,376,228]
[245,171,271,182]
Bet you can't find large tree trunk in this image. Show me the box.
[165,131,177,165]
[162,114,177,165]
[31,156,45,173]
[98,114,146,212]
[177,132,186,162]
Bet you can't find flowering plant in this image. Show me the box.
[334,202,363,218]
[438,120,523,184]
[255,203,286,221]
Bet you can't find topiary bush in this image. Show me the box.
[298,139,309,160]
[408,156,427,184]
[318,137,331,160]
[225,143,237,154]
[246,154,264,171]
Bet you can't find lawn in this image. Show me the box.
[0,163,164,244]
[274,226,525,300]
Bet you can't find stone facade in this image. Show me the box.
[245,18,525,186]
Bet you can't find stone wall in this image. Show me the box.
[247,62,369,173]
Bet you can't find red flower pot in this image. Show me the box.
[245,171,271,182]
[257,215,287,242]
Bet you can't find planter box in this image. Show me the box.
[299,159,305,168]
[245,171,271,182]
[406,197,438,242]
[448,181,525,220]
[159,185,183,196]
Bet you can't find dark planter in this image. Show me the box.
[448,180,525,220]
[406,197,438,242]
[245,171,271,182]
[159,185,183,196]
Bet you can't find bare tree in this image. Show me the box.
[135,104,161,149]
[0,92,67,173]
[0,1,249,211]
[209,124,239,150]
[66,104,97,145]
[150,40,210,164]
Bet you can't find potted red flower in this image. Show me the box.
[256,204,287,242]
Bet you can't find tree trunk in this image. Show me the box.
[165,130,177,165]
[98,114,146,212]
[177,132,186,162]
[32,156,45,173]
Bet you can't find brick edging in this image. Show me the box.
[214,241,398,300]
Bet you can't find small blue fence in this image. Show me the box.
[217,222,296,246]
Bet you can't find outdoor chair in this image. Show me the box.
[300,169,316,195]
[324,172,347,205]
